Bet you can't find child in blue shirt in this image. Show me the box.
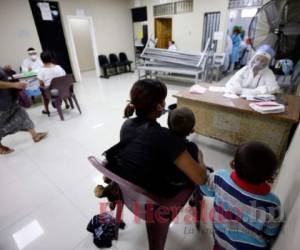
[200,142,282,250]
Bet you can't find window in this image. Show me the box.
[202,12,221,51]
[153,0,193,17]
[153,3,174,17]
[228,0,263,9]
[175,0,193,14]
[241,8,258,18]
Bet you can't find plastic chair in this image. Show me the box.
[119,52,133,72]
[88,156,194,250]
[109,53,123,74]
[48,74,82,121]
[98,55,115,78]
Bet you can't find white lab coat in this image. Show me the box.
[21,57,43,72]
[226,65,280,95]
[224,34,233,71]
[168,44,177,51]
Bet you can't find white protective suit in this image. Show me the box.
[21,57,43,72]
[226,48,280,95]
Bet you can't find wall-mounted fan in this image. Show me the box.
[249,0,300,61]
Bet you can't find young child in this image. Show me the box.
[94,80,206,201]
[200,142,282,250]
[167,107,205,185]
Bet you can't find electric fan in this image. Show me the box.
[249,0,300,61]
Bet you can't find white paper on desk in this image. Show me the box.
[209,86,227,92]
[189,84,207,94]
[37,2,53,21]
[223,93,239,99]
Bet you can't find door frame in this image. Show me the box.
[66,15,99,82]
[155,17,172,49]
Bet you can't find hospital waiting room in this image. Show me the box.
[1,0,300,249]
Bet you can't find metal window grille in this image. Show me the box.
[175,0,193,14]
[202,12,221,51]
[154,0,193,17]
[228,0,263,9]
[153,3,174,17]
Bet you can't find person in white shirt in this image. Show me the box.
[21,48,43,72]
[37,51,67,115]
[168,40,177,51]
[21,48,44,97]
[224,31,233,72]
[226,44,280,96]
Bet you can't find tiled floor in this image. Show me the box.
[0,71,235,250]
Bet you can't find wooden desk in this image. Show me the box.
[174,84,300,158]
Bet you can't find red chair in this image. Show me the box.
[88,156,195,250]
[48,74,82,121]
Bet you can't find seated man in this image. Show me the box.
[226,44,280,96]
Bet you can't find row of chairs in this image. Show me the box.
[98,53,133,78]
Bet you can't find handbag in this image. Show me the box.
[17,90,32,108]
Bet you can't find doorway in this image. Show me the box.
[131,7,148,64]
[227,8,258,40]
[155,18,172,49]
[67,16,99,82]
[29,0,72,74]
[69,18,95,72]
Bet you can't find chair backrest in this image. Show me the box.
[98,55,109,66]
[109,53,119,64]
[119,52,128,62]
[213,53,225,66]
[49,74,74,99]
[88,156,193,219]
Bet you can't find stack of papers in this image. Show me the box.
[241,94,276,101]
[209,86,227,92]
[189,84,207,94]
[249,101,285,114]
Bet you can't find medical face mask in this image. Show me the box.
[251,57,268,72]
[30,55,38,61]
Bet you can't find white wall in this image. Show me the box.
[0,0,135,78]
[272,125,300,249]
[0,0,42,71]
[69,18,95,72]
[129,0,229,53]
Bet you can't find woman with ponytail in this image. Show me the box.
[106,79,206,198]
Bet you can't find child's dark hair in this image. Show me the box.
[124,79,167,118]
[40,50,54,64]
[234,142,278,184]
[168,107,195,137]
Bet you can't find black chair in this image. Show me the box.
[119,52,133,72]
[98,55,115,78]
[109,53,123,74]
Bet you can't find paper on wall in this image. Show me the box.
[37,2,53,21]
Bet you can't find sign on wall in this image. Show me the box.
[229,0,263,9]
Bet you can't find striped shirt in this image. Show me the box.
[200,170,282,250]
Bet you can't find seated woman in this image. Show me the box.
[0,67,47,154]
[226,44,280,96]
[104,79,206,198]
[37,51,68,115]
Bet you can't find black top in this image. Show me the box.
[0,67,16,111]
[107,117,187,198]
